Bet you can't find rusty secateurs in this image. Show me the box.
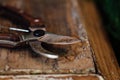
[0,5,80,59]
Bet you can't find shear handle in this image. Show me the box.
[0,5,45,29]
[0,33,20,48]
[0,5,45,48]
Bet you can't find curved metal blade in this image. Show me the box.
[38,32,80,45]
[29,41,59,59]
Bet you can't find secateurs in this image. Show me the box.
[0,5,80,59]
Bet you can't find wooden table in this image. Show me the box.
[0,0,119,80]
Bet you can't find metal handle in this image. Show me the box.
[0,33,20,48]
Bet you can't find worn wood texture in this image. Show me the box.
[77,0,120,80]
[0,0,95,75]
[0,74,104,80]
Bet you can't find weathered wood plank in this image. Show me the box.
[0,0,95,74]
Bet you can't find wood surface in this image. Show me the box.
[0,74,104,80]
[0,0,119,80]
[0,0,96,75]
[77,0,120,80]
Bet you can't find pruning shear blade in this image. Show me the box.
[39,32,80,45]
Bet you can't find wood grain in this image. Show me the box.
[77,0,120,80]
[0,74,103,80]
[0,0,95,75]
